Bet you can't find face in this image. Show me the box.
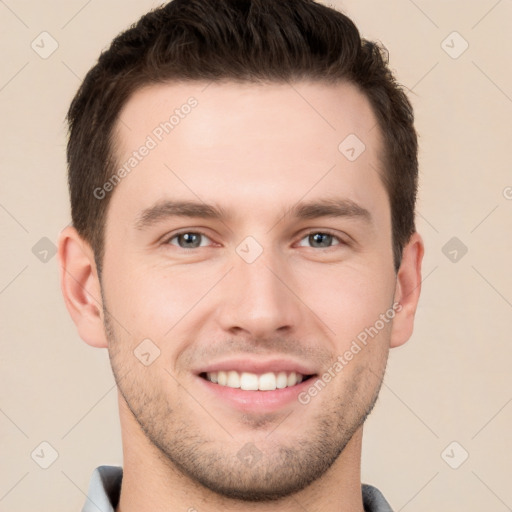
[101,80,399,501]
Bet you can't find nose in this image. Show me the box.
[215,245,302,339]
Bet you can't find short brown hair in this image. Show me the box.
[66,0,418,274]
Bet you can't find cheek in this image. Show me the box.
[104,260,219,337]
[296,261,396,344]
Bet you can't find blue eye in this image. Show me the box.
[164,230,345,250]
[167,231,212,249]
[297,232,342,249]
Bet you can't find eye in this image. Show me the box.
[297,231,344,249]
[166,231,213,249]
[163,230,347,250]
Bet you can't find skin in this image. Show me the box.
[58,80,424,512]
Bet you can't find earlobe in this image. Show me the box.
[390,232,424,348]
[57,226,108,348]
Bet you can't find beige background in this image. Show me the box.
[1,0,511,510]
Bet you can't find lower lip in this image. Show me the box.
[196,375,315,413]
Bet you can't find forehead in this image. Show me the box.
[109,80,387,227]
[115,79,381,153]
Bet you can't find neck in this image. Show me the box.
[116,394,365,512]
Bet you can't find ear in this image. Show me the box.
[390,231,424,348]
[57,225,108,348]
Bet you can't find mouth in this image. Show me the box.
[199,371,316,391]
[194,358,319,412]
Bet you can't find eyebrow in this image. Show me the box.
[134,197,372,230]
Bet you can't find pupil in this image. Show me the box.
[182,233,199,247]
[311,233,331,247]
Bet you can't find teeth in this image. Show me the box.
[276,372,288,389]
[240,372,259,390]
[288,372,297,386]
[217,371,227,386]
[227,370,240,388]
[205,370,307,391]
[258,372,276,391]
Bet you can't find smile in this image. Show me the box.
[200,370,314,391]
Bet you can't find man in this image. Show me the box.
[58,0,424,510]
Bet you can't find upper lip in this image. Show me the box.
[195,358,318,376]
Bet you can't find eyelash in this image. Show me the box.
[163,229,348,250]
